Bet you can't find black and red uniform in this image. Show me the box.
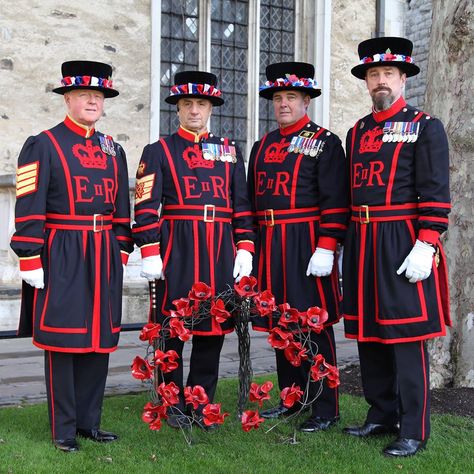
[343,96,451,440]
[132,126,254,408]
[248,114,349,419]
[10,115,133,440]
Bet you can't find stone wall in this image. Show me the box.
[330,0,376,142]
[0,0,151,176]
[404,0,432,109]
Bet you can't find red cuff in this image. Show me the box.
[237,241,255,253]
[19,256,42,271]
[316,236,337,252]
[418,228,440,246]
[121,251,129,265]
[140,243,160,258]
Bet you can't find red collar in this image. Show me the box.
[177,126,209,143]
[64,115,95,138]
[372,96,406,123]
[279,114,311,136]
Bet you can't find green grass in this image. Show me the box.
[0,375,473,474]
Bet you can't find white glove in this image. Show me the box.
[306,247,334,277]
[122,264,126,279]
[20,268,44,289]
[140,255,164,281]
[397,239,435,283]
[233,249,253,282]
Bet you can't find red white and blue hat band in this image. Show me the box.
[169,82,222,99]
[60,75,114,89]
[359,52,415,66]
[260,75,319,93]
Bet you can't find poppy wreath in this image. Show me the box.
[132,276,340,440]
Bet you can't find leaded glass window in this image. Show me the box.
[210,0,249,155]
[259,0,295,136]
[160,0,199,137]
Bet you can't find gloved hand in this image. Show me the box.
[233,249,253,282]
[140,255,164,281]
[20,268,44,289]
[122,264,126,279]
[306,247,334,277]
[397,239,435,283]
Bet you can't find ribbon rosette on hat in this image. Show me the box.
[249,381,274,407]
[241,410,265,432]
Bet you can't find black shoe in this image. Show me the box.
[260,404,309,419]
[299,416,339,433]
[383,437,427,457]
[194,415,219,432]
[166,414,192,430]
[77,429,118,443]
[53,438,79,453]
[343,422,399,437]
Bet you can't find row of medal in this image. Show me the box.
[288,136,325,157]
[382,121,420,143]
[202,143,237,163]
[99,135,116,156]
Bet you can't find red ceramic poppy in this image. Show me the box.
[210,298,231,323]
[184,385,209,410]
[267,327,294,350]
[302,306,328,333]
[188,281,212,301]
[138,323,162,344]
[310,354,331,382]
[277,303,300,329]
[280,383,304,408]
[153,349,179,373]
[131,356,154,381]
[249,381,273,407]
[254,290,276,316]
[142,402,168,430]
[157,381,180,407]
[168,318,191,342]
[241,410,265,432]
[202,403,229,426]
[283,341,309,367]
[234,275,258,297]
[172,297,193,317]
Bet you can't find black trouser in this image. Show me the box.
[162,334,225,413]
[44,351,109,440]
[275,326,339,419]
[358,340,430,440]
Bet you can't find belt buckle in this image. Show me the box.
[264,209,274,227]
[359,205,369,224]
[204,204,215,223]
[93,213,104,232]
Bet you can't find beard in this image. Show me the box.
[371,87,396,111]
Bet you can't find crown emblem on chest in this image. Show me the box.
[359,127,383,154]
[264,138,290,163]
[72,140,107,169]
[183,145,215,169]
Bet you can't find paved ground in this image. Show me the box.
[0,322,358,407]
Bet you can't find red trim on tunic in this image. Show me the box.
[419,216,449,223]
[13,235,44,244]
[418,202,451,209]
[64,115,95,137]
[225,161,230,209]
[193,221,199,284]
[120,251,129,265]
[134,208,159,216]
[44,130,75,214]
[160,138,184,204]
[281,224,287,303]
[357,225,367,338]
[252,134,269,209]
[372,96,406,123]
[317,236,337,251]
[236,241,254,253]
[385,112,423,205]
[290,153,304,209]
[15,215,46,223]
[113,217,130,223]
[92,232,102,349]
[140,244,160,258]
[82,231,87,259]
[234,211,253,217]
[265,227,273,291]
[177,126,209,143]
[279,115,311,136]
[34,341,118,353]
[349,121,360,204]
[418,228,441,245]
[321,208,349,215]
[345,331,446,344]
[132,222,161,233]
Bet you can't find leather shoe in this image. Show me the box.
[166,414,192,430]
[299,416,339,432]
[77,428,118,443]
[343,422,399,437]
[383,437,427,457]
[260,404,309,419]
[53,438,79,453]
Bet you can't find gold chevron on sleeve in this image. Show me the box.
[16,161,39,197]
[134,173,155,204]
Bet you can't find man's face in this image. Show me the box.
[365,66,406,111]
[64,89,105,127]
[177,98,213,133]
[272,90,310,127]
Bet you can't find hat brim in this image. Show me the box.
[165,94,224,106]
[351,62,420,80]
[52,85,119,98]
[259,86,321,100]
